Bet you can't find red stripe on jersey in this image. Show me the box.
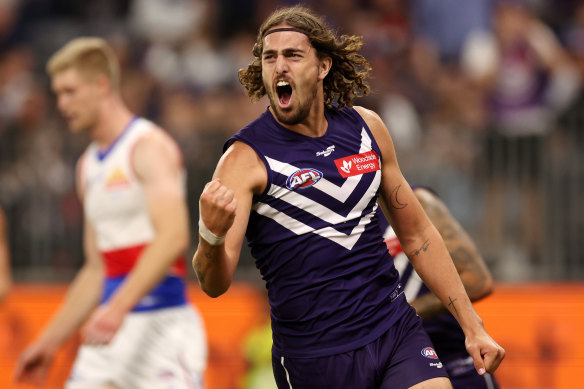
[384,236,403,257]
[102,244,187,277]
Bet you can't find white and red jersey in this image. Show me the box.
[79,117,186,311]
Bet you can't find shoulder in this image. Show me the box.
[218,140,267,195]
[133,123,182,167]
[353,106,388,135]
[353,105,394,151]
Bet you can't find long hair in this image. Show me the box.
[238,5,371,110]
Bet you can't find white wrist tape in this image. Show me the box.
[198,216,226,246]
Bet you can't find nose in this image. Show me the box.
[275,54,288,75]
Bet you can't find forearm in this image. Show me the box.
[406,226,483,334]
[39,265,103,349]
[192,239,234,298]
[108,232,187,312]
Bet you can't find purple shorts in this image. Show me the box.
[272,299,449,388]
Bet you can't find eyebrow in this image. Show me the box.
[262,48,306,56]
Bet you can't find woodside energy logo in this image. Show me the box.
[334,151,380,178]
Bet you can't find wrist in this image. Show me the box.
[198,216,225,246]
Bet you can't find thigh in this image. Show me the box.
[272,348,376,389]
[380,306,450,389]
[408,377,452,389]
[67,305,207,389]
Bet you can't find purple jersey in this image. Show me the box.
[225,107,406,358]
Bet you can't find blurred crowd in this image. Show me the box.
[0,0,583,283]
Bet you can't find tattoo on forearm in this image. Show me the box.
[450,246,487,297]
[390,185,408,210]
[448,296,458,317]
[194,260,205,284]
[408,240,430,257]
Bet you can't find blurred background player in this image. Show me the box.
[380,186,499,389]
[14,37,207,388]
[0,206,11,303]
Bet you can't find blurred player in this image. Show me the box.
[380,186,500,388]
[193,5,504,388]
[0,206,11,302]
[14,37,207,388]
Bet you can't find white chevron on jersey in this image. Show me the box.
[264,127,375,203]
[253,127,381,250]
[253,200,379,250]
[358,127,373,153]
[262,169,380,224]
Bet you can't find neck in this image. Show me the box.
[270,91,328,138]
[90,96,134,150]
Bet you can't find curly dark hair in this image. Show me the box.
[238,5,371,110]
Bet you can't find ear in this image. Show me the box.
[318,56,332,81]
[95,73,113,94]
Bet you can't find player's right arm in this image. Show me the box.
[192,141,266,298]
[14,156,105,385]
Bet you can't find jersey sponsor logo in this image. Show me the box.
[105,166,131,188]
[286,168,323,190]
[429,362,443,368]
[334,150,380,178]
[316,145,335,157]
[421,347,439,359]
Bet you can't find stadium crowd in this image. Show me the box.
[0,0,583,283]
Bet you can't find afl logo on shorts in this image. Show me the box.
[286,168,323,190]
[421,347,439,359]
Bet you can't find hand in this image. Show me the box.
[82,304,125,346]
[199,178,237,238]
[465,330,506,375]
[14,341,56,385]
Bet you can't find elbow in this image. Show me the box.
[202,284,229,298]
[198,275,230,298]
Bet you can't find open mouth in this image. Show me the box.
[276,80,292,108]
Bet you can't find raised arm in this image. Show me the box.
[355,105,504,375]
[192,141,266,297]
[409,187,494,319]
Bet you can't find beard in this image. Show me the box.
[267,82,317,125]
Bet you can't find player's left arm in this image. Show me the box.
[355,105,504,375]
[82,128,189,343]
[409,188,494,319]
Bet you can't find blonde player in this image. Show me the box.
[14,37,206,389]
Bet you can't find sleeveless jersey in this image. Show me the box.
[225,107,407,358]
[379,207,468,361]
[80,117,187,312]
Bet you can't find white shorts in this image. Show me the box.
[66,305,207,389]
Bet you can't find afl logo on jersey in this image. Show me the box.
[421,347,439,359]
[286,168,323,190]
